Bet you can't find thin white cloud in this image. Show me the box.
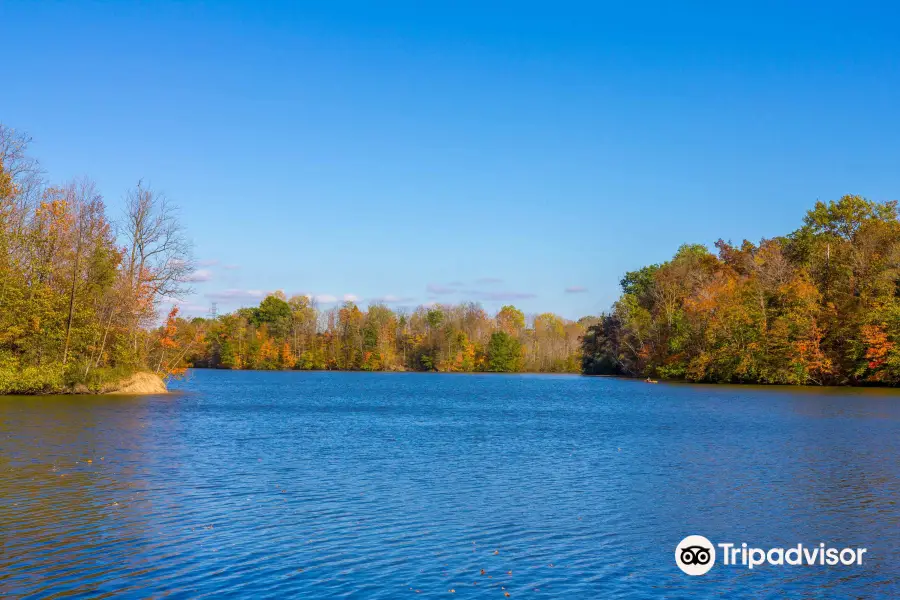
[371,294,414,304]
[206,288,267,302]
[482,291,536,301]
[315,294,338,303]
[196,259,219,267]
[343,294,360,302]
[463,289,536,302]
[565,286,588,293]
[426,283,457,295]
[183,268,214,283]
[171,301,211,314]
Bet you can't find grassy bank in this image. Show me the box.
[0,363,166,395]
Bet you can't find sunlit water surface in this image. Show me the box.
[2,370,899,598]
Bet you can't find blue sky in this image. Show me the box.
[3,1,899,319]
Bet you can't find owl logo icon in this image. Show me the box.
[675,535,716,575]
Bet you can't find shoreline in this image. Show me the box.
[8,369,899,394]
[180,368,900,389]
[1,372,168,396]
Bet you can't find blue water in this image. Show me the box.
[1,370,899,598]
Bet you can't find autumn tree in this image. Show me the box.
[0,124,194,392]
[120,181,193,364]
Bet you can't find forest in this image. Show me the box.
[583,194,900,385]
[0,125,192,393]
[3,121,900,389]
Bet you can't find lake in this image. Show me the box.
[1,370,899,598]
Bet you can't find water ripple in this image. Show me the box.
[1,371,899,597]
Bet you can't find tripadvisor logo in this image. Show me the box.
[675,535,868,575]
[675,535,716,575]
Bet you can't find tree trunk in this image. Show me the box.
[62,241,81,364]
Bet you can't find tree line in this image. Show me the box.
[4,122,899,387]
[176,297,587,374]
[582,195,900,385]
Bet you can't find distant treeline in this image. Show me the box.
[583,195,900,385]
[180,299,587,373]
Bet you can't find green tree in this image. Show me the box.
[254,293,292,338]
[486,331,522,372]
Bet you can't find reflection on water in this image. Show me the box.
[1,371,899,598]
